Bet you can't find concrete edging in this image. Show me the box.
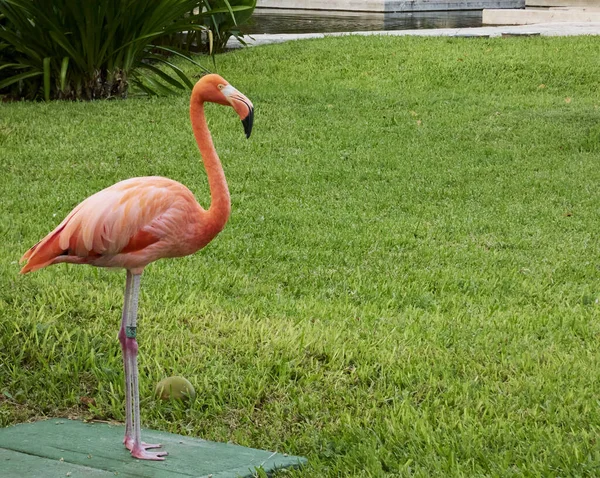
[484,8,600,24]
[527,0,598,6]
[228,22,600,48]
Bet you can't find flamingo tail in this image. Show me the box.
[19,225,67,274]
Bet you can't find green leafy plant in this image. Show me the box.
[157,0,256,54]
[0,0,215,100]
[204,0,256,53]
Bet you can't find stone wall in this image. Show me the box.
[256,0,525,12]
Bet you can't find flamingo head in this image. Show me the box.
[195,74,254,138]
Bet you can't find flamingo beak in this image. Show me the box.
[241,107,254,139]
[222,85,254,139]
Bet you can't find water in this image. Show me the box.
[241,8,483,35]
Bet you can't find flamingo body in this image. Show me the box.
[21,176,222,274]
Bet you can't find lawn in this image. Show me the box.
[1,35,600,476]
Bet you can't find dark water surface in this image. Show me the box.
[241,8,483,35]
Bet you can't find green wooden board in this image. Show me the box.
[0,419,306,477]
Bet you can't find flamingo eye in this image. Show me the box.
[218,84,225,90]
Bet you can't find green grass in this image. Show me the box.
[2,35,600,476]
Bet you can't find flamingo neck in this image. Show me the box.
[190,95,231,234]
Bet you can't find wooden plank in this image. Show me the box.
[0,419,306,477]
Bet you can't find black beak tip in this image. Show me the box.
[242,107,254,139]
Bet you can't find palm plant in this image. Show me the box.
[0,0,252,100]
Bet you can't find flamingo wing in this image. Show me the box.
[20,177,188,273]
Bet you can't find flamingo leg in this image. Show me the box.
[118,270,134,447]
[122,272,167,460]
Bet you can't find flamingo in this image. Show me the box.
[19,74,254,461]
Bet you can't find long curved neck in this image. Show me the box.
[190,93,231,232]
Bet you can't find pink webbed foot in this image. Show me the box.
[124,436,164,453]
[130,444,168,461]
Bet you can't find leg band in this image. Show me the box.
[126,326,137,339]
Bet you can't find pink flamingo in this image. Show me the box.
[19,74,253,461]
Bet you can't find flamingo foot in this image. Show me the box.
[131,445,168,461]
[124,436,164,453]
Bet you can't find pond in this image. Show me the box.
[241,8,483,35]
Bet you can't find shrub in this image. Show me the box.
[0,0,251,100]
